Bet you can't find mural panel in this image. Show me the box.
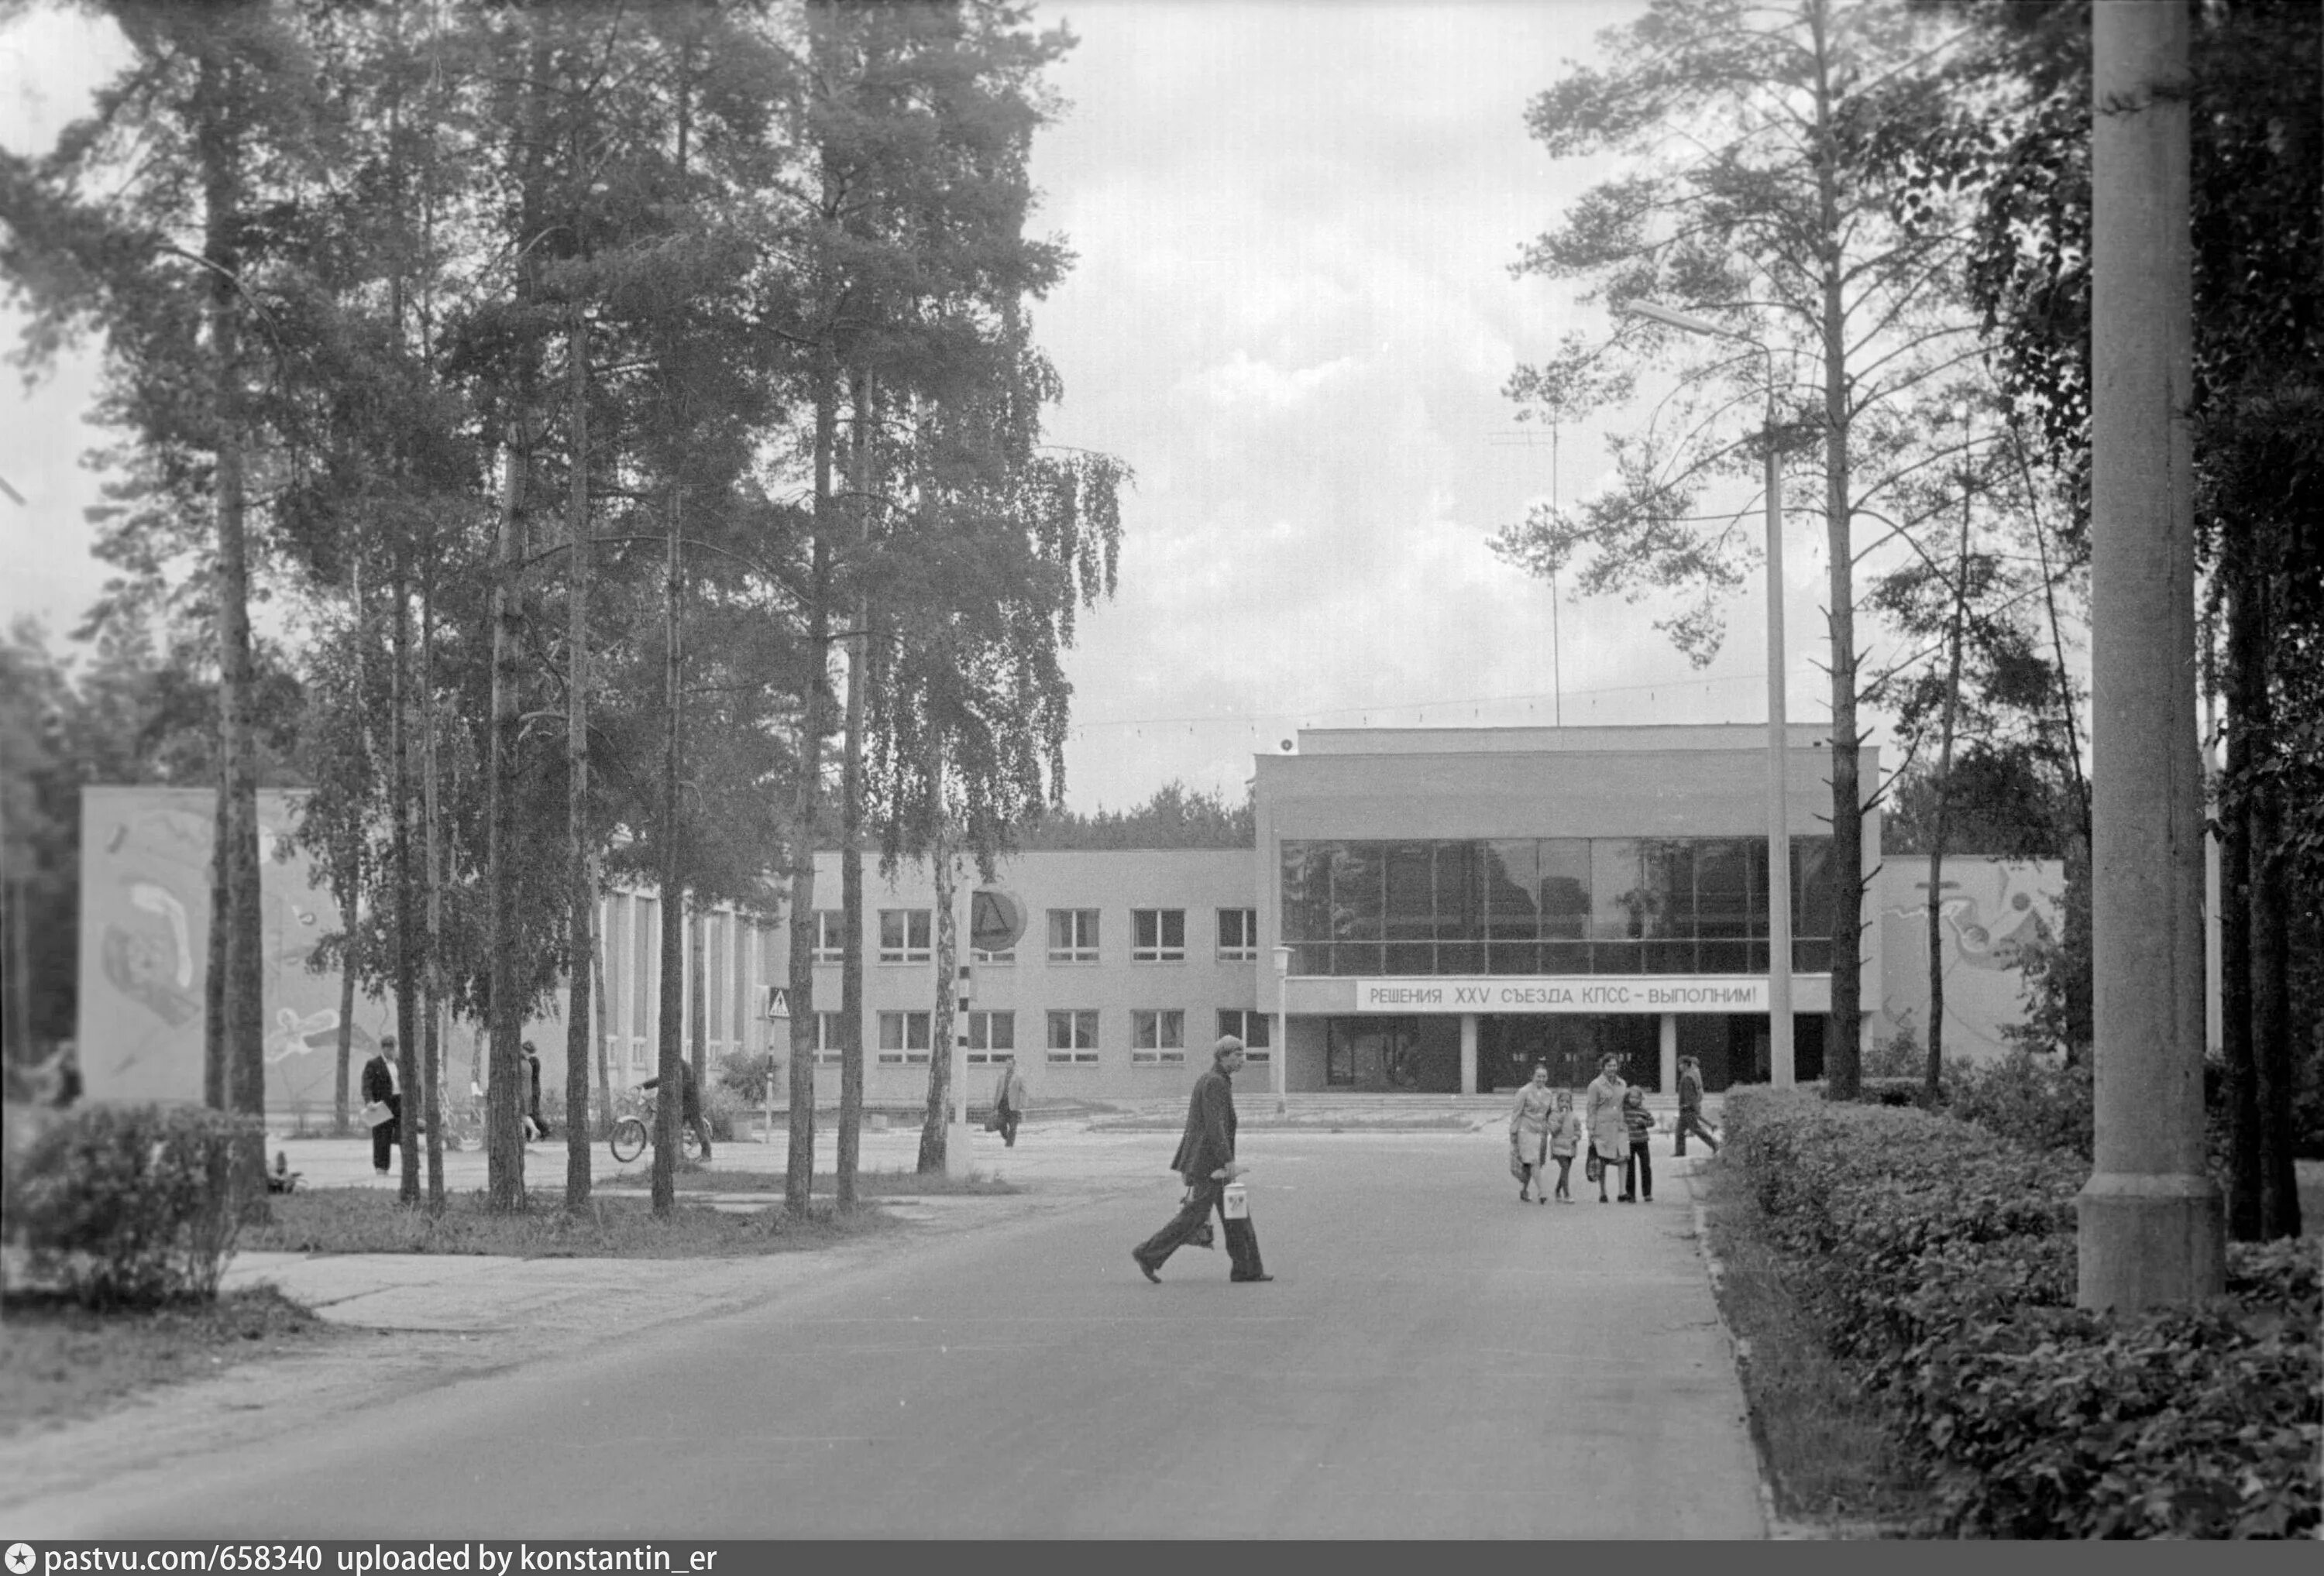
[1873,857,2064,1063]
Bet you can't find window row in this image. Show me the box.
[813,907,1262,966]
[1279,836,1838,977]
[797,1008,1274,1067]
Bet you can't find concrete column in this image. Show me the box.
[2078,0,2223,1310]
[1659,1013,1679,1095]
[1459,1015,1478,1095]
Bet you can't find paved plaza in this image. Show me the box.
[1,1121,1765,1540]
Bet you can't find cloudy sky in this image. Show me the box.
[1,1,1844,813]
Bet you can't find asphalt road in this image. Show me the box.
[19,1135,1765,1539]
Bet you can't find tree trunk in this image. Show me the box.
[654,487,686,1218]
[591,891,613,1138]
[2246,568,2301,1240]
[198,39,266,1212]
[485,433,531,1210]
[838,370,875,1207]
[785,351,839,1217]
[689,895,708,1090]
[1810,2,1863,1099]
[919,779,958,1176]
[205,779,227,1112]
[1924,487,1973,1102]
[2222,566,2261,1238]
[390,577,421,1203]
[421,577,445,1211]
[564,305,594,1213]
[332,846,356,1135]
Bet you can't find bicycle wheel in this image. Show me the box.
[609,1117,648,1164]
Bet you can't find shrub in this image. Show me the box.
[1720,1087,2322,1540]
[1946,1049,2093,1159]
[2,1104,263,1309]
[703,1082,754,1142]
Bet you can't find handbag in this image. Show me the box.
[361,1100,394,1128]
[1586,1152,1604,1184]
[1222,1181,1250,1220]
[1509,1148,1528,1182]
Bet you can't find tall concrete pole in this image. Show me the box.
[1763,418,1794,1088]
[2078,0,2223,1310]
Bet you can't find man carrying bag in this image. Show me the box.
[1131,1035,1270,1284]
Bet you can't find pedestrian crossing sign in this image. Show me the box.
[761,986,792,1021]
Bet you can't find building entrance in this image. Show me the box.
[1480,1015,1659,1094]
[1322,1016,1461,1092]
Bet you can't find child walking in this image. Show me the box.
[1619,1085,1655,1203]
[1548,1091,1582,1202]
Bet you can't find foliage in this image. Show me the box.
[1721,1088,2321,1539]
[716,1051,781,1107]
[2,1104,264,1309]
[1944,1049,2093,1162]
[1015,781,1255,850]
[2003,833,2092,1063]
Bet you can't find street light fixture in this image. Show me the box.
[1616,299,1795,1088]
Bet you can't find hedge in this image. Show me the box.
[1723,1088,2320,1539]
[1,1103,264,1309]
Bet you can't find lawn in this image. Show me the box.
[596,1166,1022,1197]
[0,1285,341,1437]
[1694,1156,1923,1533]
[239,1186,904,1257]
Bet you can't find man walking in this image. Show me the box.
[362,1038,401,1178]
[992,1057,1027,1148]
[1133,1035,1270,1284]
[1675,1053,1720,1157]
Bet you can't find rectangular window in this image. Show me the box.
[1218,1008,1272,1061]
[1132,908,1185,963]
[878,1009,932,1064]
[1045,1008,1099,1064]
[878,909,932,964]
[964,1010,1016,1065]
[1130,1008,1185,1064]
[811,910,846,964]
[1217,908,1258,961]
[813,1010,844,1066]
[971,942,1016,966]
[1047,908,1100,964]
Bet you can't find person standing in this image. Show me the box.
[1508,1063,1555,1203]
[1549,1090,1582,1202]
[1132,1035,1270,1283]
[1618,1084,1655,1203]
[521,1041,550,1141]
[992,1058,1027,1149]
[1674,1053,1721,1156]
[362,1038,401,1177]
[1584,1052,1628,1204]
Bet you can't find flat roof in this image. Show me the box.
[1291,724,1838,756]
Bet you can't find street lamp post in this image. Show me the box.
[1272,944,1292,1114]
[1617,300,1794,1087]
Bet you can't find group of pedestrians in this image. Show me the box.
[1508,1052,1720,1205]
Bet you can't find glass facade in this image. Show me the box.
[1281,836,1838,977]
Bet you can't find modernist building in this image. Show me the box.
[774,723,1877,1106]
[85,727,2061,1114]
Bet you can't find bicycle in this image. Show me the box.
[607,1092,706,1164]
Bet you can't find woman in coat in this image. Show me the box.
[1508,1063,1556,1203]
[1583,1052,1629,1203]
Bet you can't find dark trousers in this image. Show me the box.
[999,1104,1019,1147]
[1136,1176,1263,1279]
[1624,1138,1653,1200]
[370,1094,402,1172]
[1674,1109,1720,1155]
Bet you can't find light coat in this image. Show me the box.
[1586,1072,1630,1162]
[1508,1081,1556,1167]
[1549,1109,1582,1159]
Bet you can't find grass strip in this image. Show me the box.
[0,1284,339,1437]
[239,1187,902,1258]
[595,1166,1021,1197]
[1694,1159,1926,1533]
